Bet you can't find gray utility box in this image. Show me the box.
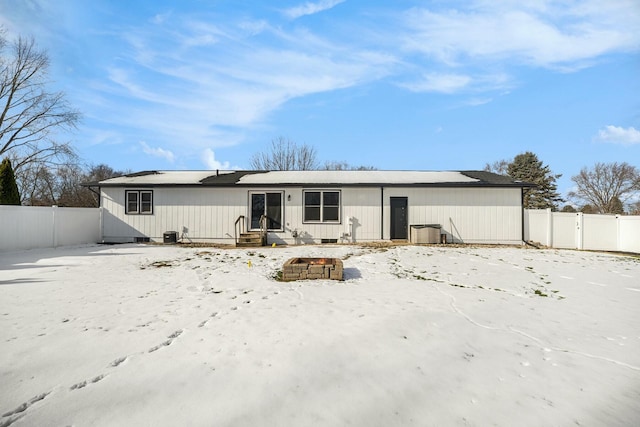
[163,231,178,244]
[410,224,441,244]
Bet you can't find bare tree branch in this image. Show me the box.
[0,32,80,198]
[250,137,318,170]
[568,162,640,214]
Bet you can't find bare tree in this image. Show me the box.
[0,32,80,190]
[20,162,125,207]
[250,137,318,170]
[483,159,510,175]
[18,160,56,205]
[322,160,377,171]
[568,162,640,214]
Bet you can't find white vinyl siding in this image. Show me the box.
[102,187,245,243]
[383,187,522,244]
[102,185,523,244]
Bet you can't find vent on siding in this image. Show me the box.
[321,239,338,244]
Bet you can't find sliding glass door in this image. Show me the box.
[250,192,283,230]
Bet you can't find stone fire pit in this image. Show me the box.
[282,257,343,281]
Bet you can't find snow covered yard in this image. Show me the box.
[1,243,639,427]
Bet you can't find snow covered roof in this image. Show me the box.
[236,170,478,185]
[93,170,533,188]
[93,170,235,186]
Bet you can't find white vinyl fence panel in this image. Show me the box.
[583,214,618,251]
[525,209,640,253]
[552,213,579,249]
[619,216,640,253]
[0,206,101,252]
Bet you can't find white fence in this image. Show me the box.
[2,206,639,253]
[0,206,101,252]
[525,209,640,253]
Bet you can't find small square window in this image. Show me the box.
[126,191,139,214]
[125,190,153,215]
[140,191,153,214]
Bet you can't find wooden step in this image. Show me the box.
[236,232,266,247]
[236,241,264,248]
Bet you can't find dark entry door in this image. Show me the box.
[390,197,408,240]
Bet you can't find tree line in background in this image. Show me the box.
[484,153,640,215]
[249,137,376,171]
[1,30,639,213]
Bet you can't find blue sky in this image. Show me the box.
[1,0,639,198]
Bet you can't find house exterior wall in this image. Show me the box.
[383,187,523,244]
[101,187,246,243]
[276,187,381,244]
[101,185,523,244]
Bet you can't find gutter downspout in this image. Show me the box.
[89,185,101,207]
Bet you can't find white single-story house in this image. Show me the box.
[88,170,534,246]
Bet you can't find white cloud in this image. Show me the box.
[463,97,493,107]
[201,149,238,170]
[98,21,395,153]
[283,0,345,19]
[401,73,471,93]
[400,72,511,95]
[151,12,172,25]
[402,1,640,69]
[140,141,175,162]
[595,125,640,146]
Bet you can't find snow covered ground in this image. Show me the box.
[1,243,639,426]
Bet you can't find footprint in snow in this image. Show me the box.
[2,391,51,418]
[70,375,106,390]
[111,356,127,367]
[148,330,183,352]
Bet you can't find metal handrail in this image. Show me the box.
[259,215,268,245]
[234,215,245,245]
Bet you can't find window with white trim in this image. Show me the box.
[125,190,153,215]
[303,190,340,223]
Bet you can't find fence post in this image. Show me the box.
[616,215,620,252]
[576,212,583,250]
[52,205,58,248]
[546,208,552,247]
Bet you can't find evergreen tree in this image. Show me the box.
[0,158,21,205]
[507,152,562,210]
[610,196,625,215]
